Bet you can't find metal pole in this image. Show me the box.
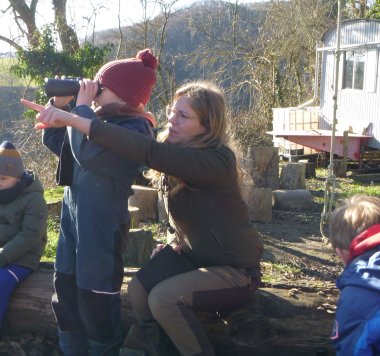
[320,0,343,238]
[329,0,343,170]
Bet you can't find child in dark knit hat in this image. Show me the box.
[0,141,48,330]
[41,49,158,356]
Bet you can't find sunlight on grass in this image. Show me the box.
[0,57,38,86]
[44,187,64,202]
[306,167,380,204]
[41,216,60,263]
[261,261,302,284]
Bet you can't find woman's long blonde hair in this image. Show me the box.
[145,81,230,194]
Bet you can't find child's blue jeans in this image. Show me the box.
[0,264,32,327]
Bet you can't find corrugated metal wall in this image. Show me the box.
[322,19,380,47]
[320,19,380,149]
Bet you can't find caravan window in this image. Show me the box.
[344,51,365,90]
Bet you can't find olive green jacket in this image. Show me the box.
[90,120,263,269]
[0,172,48,270]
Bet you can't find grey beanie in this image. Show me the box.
[0,141,25,178]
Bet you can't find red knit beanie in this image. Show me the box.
[95,49,158,107]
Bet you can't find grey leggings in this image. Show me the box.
[129,265,256,356]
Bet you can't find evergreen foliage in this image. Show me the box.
[10,25,112,109]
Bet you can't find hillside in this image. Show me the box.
[0,57,38,142]
[0,87,37,142]
[93,1,267,108]
[0,1,268,135]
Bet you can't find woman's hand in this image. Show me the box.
[20,99,75,129]
[150,244,166,259]
[150,243,181,259]
[171,244,181,254]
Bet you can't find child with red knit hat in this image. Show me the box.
[42,49,158,356]
[0,141,48,330]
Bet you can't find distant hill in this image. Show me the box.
[92,1,267,109]
[0,1,266,132]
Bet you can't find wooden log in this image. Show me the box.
[128,206,140,228]
[47,200,61,218]
[279,162,306,190]
[242,186,272,222]
[128,185,158,221]
[272,189,315,210]
[298,160,316,178]
[245,147,279,189]
[123,228,155,266]
[333,159,347,178]
[157,190,167,223]
[206,287,335,355]
[5,264,56,334]
[4,264,136,336]
[5,266,335,354]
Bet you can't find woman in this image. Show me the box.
[22,81,263,356]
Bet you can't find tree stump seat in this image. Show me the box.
[47,200,61,218]
[128,185,158,222]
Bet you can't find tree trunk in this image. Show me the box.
[333,159,347,178]
[5,265,335,354]
[9,0,40,48]
[246,147,279,189]
[4,264,137,336]
[242,186,272,222]
[52,0,79,53]
[128,185,158,222]
[279,162,306,190]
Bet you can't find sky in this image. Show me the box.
[0,0,265,53]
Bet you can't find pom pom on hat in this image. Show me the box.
[0,141,24,178]
[95,48,158,107]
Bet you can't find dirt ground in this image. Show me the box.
[0,191,343,355]
[258,206,342,291]
[221,203,343,355]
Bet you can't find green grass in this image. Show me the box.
[306,167,380,204]
[261,262,302,284]
[43,188,64,262]
[0,57,33,87]
[44,186,64,202]
[41,216,60,263]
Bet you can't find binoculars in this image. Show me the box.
[44,77,103,97]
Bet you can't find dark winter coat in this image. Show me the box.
[43,105,154,292]
[331,224,380,355]
[0,171,48,270]
[89,119,263,270]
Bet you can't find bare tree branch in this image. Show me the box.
[0,34,22,51]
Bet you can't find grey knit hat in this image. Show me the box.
[0,141,24,178]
